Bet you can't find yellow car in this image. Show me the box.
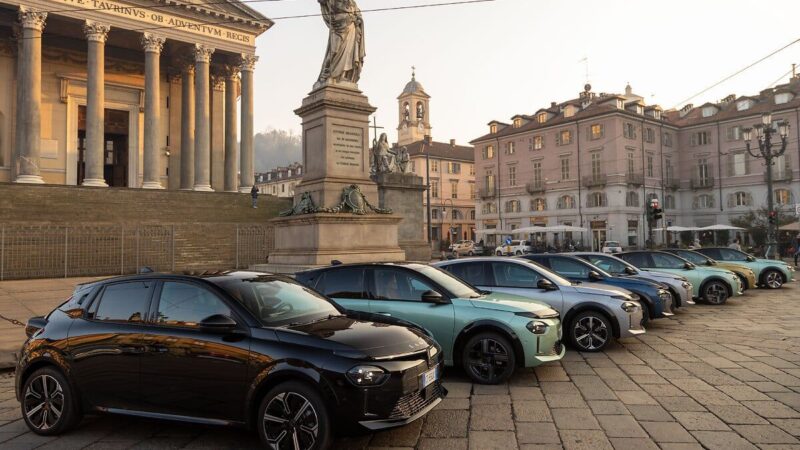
[664,249,757,290]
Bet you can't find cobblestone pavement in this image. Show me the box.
[1,282,799,449]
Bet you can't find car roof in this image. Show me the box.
[83,270,277,286]
[297,262,431,274]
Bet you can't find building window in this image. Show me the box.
[627,151,635,175]
[698,158,710,181]
[591,152,602,178]
[507,166,517,187]
[490,124,497,134]
[431,181,439,198]
[484,172,495,195]
[665,157,673,183]
[774,189,792,205]
[664,195,675,209]
[482,203,496,214]
[470,210,476,220]
[694,194,714,209]
[432,209,439,220]
[506,141,515,154]
[470,183,476,200]
[646,154,654,178]
[431,160,439,172]
[450,181,458,199]
[732,191,751,207]
[533,161,543,185]
[701,106,717,117]
[452,209,461,220]
[645,128,655,143]
[691,131,711,146]
[483,145,495,159]
[731,152,747,176]
[537,112,547,123]
[663,132,673,147]
[558,130,572,145]
[626,191,639,207]
[557,195,575,209]
[727,126,742,141]
[623,123,636,139]
[560,157,570,180]
[447,162,461,174]
[505,200,521,213]
[628,220,638,247]
[737,99,752,111]
[513,118,522,128]
[588,192,606,208]
[469,164,475,176]
[533,135,543,150]
[775,92,793,105]
[590,124,604,140]
[530,198,547,211]
[281,184,285,193]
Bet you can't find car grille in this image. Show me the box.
[389,382,444,419]
[539,340,563,356]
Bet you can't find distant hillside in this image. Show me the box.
[254,128,302,172]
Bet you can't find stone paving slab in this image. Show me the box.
[0,280,799,448]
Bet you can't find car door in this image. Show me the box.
[137,280,250,421]
[69,280,155,410]
[487,261,564,312]
[368,267,456,357]
[315,267,370,313]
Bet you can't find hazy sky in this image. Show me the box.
[248,0,800,145]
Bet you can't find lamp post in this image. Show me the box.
[441,198,455,246]
[743,112,789,259]
[423,135,432,245]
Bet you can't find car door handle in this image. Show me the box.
[376,312,392,317]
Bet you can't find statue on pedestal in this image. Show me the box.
[317,0,365,87]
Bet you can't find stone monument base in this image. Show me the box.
[376,172,430,262]
[259,212,405,274]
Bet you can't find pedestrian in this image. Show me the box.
[250,185,259,208]
[793,233,800,267]
[729,239,741,251]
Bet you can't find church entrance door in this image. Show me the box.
[77,107,130,187]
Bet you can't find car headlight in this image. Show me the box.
[526,320,548,334]
[428,346,439,359]
[620,302,639,313]
[346,365,389,386]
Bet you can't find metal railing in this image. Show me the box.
[479,186,496,199]
[0,224,273,281]
[626,173,644,186]
[690,176,715,189]
[582,174,607,188]
[525,181,546,194]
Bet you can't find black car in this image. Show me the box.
[16,271,445,449]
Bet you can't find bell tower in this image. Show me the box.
[397,67,431,146]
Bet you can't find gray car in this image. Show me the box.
[570,252,695,308]
[433,257,645,352]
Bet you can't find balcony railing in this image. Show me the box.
[582,174,607,188]
[690,176,715,189]
[526,181,546,194]
[479,187,496,199]
[664,179,680,191]
[626,173,644,186]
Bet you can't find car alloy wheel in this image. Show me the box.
[463,332,515,384]
[571,311,610,352]
[260,382,329,450]
[763,270,783,289]
[21,368,78,435]
[703,281,729,305]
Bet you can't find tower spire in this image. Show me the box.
[411,65,416,80]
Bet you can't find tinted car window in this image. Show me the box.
[698,248,721,259]
[583,255,629,275]
[550,257,591,278]
[156,282,232,327]
[319,268,365,299]
[651,252,687,269]
[491,262,541,288]
[92,281,153,323]
[374,269,436,301]
[445,262,490,286]
[718,248,747,261]
[674,250,708,265]
[620,253,650,268]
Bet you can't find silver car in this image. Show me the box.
[570,252,695,308]
[433,257,645,352]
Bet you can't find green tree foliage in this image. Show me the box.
[730,207,794,246]
[253,129,301,172]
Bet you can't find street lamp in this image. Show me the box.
[441,198,455,246]
[742,112,789,258]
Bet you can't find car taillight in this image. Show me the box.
[25,317,48,338]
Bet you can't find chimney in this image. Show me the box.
[679,103,693,118]
[625,83,632,96]
[550,102,557,108]
[450,139,456,147]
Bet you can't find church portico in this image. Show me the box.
[0,0,270,189]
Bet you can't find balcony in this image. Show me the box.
[479,187,496,199]
[526,181,546,194]
[690,176,715,190]
[582,174,607,188]
[665,179,680,190]
[626,173,644,186]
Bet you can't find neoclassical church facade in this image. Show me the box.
[0,0,269,192]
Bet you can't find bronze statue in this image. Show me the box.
[317,0,365,87]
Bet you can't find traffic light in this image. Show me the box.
[653,207,663,221]
[768,210,777,225]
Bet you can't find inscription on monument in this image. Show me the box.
[331,125,363,170]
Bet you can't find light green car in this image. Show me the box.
[295,262,565,385]
[618,251,743,305]
[694,248,796,289]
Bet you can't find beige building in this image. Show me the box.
[0,0,268,191]
[255,162,302,198]
[395,71,476,246]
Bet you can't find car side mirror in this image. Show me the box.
[684,262,695,270]
[537,279,558,291]
[421,290,448,304]
[624,266,637,275]
[746,255,756,262]
[588,270,603,281]
[199,314,238,333]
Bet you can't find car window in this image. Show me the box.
[583,255,628,275]
[620,253,650,268]
[490,262,541,288]
[651,253,686,269]
[156,282,232,327]
[697,248,720,259]
[676,251,708,265]
[319,268,366,299]
[445,262,490,286]
[718,248,747,261]
[373,269,437,302]
[550,257,591,279]
[91,281,154,323]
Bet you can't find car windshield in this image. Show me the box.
[414,265,483,299]
[580,255,636,276]
[677,250,711,265]
[605,241,620,247]
[216,275,341,327]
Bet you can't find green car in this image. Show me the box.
[694,247,796,289]
[295,263,565,384]
[618,251,743,305]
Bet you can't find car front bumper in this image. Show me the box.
[517,317,565,367]
[619,307,646,338]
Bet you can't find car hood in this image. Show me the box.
[639,270,685,281]
[469,292,558,317]
[594,276,663,291]
[712,262,753,273]
[275,315,433,359]
[756,258,789,267]
[628,275,669,287]
[695,266,736,277]
[569,283,633,297]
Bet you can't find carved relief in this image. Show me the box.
[194,44,214,63]
[83,21,110,43]
[18,6,47,32]
[239,53,258,72]
[141,33,165,53]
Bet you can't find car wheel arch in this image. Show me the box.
[246,364,334,430]
[453,321,525,369]
[700,277,733,297]
[563,304,620,339]
[760,267,787,284]
[17,358,83,413]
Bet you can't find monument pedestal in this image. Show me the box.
[376,172,430,262]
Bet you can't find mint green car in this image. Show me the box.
[295,263,565,384]
[618,251,742,305]
[694,248,796,289]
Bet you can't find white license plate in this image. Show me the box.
[421,365,439,388]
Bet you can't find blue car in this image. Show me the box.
[518,254,674,321]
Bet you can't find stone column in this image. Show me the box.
[15,7,47,184]
[193,44,214,192]
[224,65,239,192]
[179,62,195,190]
[141,33,165,189]
[82,21,110,187]
[238,53,257,192]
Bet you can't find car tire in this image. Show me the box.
[21,367,81,436]
[702,280,729,305]
[761,269,784,289]
[515,251,522,255]
[639,301,650,325]
[258,381,331,450]
[461,332,515,385]
[569,311,612,352]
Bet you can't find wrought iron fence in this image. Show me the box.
[0,224,273,280]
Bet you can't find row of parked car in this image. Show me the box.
[14,247,795,449]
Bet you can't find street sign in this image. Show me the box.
[795,203,800,216]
